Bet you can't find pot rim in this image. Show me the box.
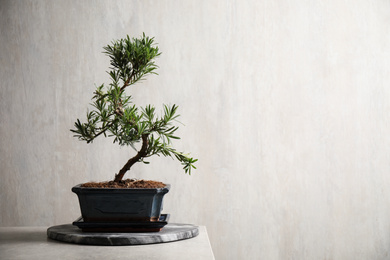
[72,183,171,193]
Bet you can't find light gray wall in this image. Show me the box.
[2,0,390,259]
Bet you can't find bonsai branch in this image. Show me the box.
[120,71,137,92]
[90,121,115,141]
[120,78,131,93]
[114,133,149,182]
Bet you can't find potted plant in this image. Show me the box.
[70,34,197,231]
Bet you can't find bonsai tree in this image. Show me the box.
[71,34,197,184]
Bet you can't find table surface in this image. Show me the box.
[0,225,215,260]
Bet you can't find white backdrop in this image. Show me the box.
[2,1,390,259]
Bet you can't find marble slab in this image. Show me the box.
[47,223,199,246]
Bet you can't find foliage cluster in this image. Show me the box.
[71,34,197,182]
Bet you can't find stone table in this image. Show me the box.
[0,225,215,260]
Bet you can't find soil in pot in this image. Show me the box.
[80,179,166,189]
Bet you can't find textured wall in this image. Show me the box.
[2,0,390,259]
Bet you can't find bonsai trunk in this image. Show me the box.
[114,134,149,183]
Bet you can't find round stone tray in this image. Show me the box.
[47,223,199,246]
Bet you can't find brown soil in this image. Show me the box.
[81,179,166,189]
